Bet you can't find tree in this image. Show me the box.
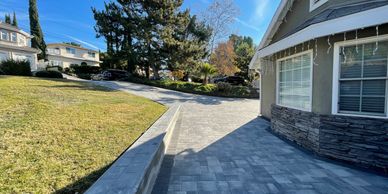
[228,34,255,79]
[4,14,11,24]
[199,63,217,85]
[231,35,255,78]
[29,0,46,60]
[165,15,212,74]
[202,0,239,53]
[12,12,18,27]
[210,40,238,76]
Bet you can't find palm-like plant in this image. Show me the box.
[200,63,217,85]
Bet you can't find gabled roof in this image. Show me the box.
[250,1,388,69]
[0,22,33,38]
[257,0,294,50]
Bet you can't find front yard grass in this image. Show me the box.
[0,76,167,193]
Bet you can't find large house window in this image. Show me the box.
[277,51,313,111]
[66,47,76,54]
[10,32,17,42]
[335,38,388,117]
[49,60,63,67]
[88,51,95,58]
[310,0,328,12]
[1,30,9,41]
[0,52,8,62]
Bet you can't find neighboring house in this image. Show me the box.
[0,21,39,70]
[250,0,388,172]
[46,43,101,68]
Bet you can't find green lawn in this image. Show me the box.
[0,76,167,193]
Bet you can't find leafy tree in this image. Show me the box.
[234,42,254,79]
[29,0,46,60]
[12,12,18,27]
[166,15,212,74]
[210,40,238,76]
[4,14,11,24]
[199,63,217,85]
[202,0,239,53]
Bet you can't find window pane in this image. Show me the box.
[340,81,360,95]
[361,97,385,114]
[362,80,386,96]
[302,54,311,68]
[339,97,360,112]
[364,41,388,60]
[341,45,362,62]
[278,53,311,110]
[363,60,387,78]
[340,62,361,78]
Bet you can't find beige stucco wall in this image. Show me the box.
[0,48,38,71]
[47,44,99,62]
[259,24,388,118]
[47,55,100,68]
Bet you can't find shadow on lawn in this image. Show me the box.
[54,164,112,194]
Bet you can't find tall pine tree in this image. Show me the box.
[12,12,18,27]
[29,0,46,60]
[4,14,11,24]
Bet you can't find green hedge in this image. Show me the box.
[35,71,64,79]
[0,59,31,76]
[125,77,257,98]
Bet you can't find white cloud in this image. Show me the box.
[250,0,270,23]
[234,18,261,32]
[64,35,100,50]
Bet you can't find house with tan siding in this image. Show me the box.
[250,0,388,172]
[0,21,39,70]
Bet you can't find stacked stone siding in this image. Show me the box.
[271,104,388,172]
[271,105,320,152]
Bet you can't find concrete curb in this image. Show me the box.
[86,104,181,194]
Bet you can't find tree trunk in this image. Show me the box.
[203,74,208,85]
[152,64,160,79]
[145,65,150,79]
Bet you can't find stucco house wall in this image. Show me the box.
[0,22,39,71]
[46,43,101,68]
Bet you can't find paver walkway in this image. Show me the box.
[72,78,388,194]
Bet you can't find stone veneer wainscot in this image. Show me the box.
[271,104,388,173]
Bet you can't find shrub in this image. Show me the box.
[172,70,184,80]
[71,65,101,74]
[216,82,232,93]
[0,59,31,76]
[194,84,216,93]
[35,71,63,79]
[46,65,63,72]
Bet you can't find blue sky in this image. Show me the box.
[0,0,280,51]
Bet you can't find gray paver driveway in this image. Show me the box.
[87,80,388,194]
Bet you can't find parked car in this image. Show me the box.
[213,76,247,85]
[91,69,129,81]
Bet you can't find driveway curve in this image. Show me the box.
[77,79,388,194]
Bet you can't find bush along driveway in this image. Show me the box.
[0,76,166,193]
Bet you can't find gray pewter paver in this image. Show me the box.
[74,79,388,194]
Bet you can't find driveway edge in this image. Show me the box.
[86,104,181,194]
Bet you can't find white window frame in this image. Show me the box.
[332,34,388,119]
[310,0,329,12]
[1,30,9,41]
[276,50,314,112]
